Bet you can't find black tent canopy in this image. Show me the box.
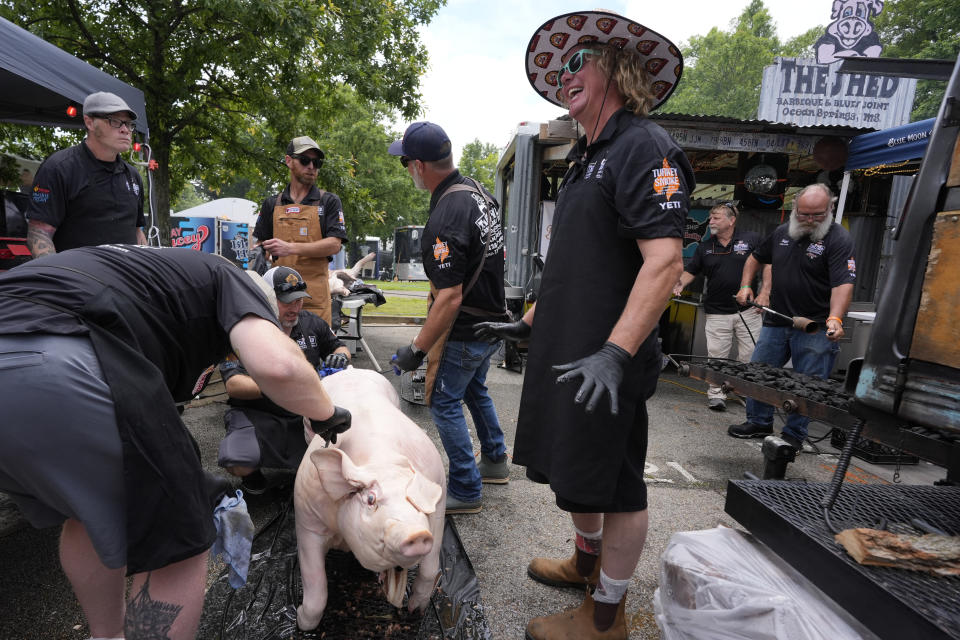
[0,17,149,137]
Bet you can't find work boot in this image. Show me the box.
[240,469,268,496]
[727,421,773,439]
[525,590,626,640]
[528,550,601,589]
[708,398,726,412]
[445,494,482,515]
[478,452,509,484]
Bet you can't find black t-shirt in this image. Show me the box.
[753,223,857,326]
[253,184,347,261]
[0,245,278,401]
[25,141,145,252]
[423,170,507,341]
[685,229,762,314]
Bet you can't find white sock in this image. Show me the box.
[593,569,629,604]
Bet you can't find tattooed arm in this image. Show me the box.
[27,220,57,258]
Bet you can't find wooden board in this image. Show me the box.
[835,528,960,576]
[948,135,960,188]
[911,210,960,367]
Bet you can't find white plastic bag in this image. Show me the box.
[653,526,873,640]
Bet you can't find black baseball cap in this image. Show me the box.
[388,122,452,162]
[262,266,312,303]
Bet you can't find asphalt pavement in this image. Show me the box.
[0,321,944,639]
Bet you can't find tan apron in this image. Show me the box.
[423,179,505,406]
[273,196,331,324]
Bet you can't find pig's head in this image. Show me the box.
[309,447,443,606]
[828,0,883,50]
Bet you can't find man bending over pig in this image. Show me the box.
[218,265,352,495]
[0,246,350,640]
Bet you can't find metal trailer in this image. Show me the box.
[392,225,428,281]
[683,56,960,640]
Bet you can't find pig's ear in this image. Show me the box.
[311,448,375,500]
[405,468,443,514]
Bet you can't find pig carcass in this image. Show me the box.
[329,251,376,297]
[294,367,446,631]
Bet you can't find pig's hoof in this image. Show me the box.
[295,624,323,639]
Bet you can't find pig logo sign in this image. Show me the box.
[815,0,885,64]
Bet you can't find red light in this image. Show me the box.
[133,142,141,152]
[66,105,77,117]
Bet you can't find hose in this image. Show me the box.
[821,418,864,533]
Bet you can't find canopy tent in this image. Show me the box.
[835,118,935,223]
[0,17,149,137]
[172,198,259,226]
[846,118,936,171]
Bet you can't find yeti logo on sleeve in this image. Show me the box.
[653,158,683,210]
[433,237,451,269]
[847,257,857,277]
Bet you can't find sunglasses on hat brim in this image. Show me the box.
[275,280,307,295]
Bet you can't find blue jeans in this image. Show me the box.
[746,326,840,441]
[430,340,506,502]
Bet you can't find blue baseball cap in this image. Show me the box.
[388,122,452,162]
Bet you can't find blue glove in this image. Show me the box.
[392,343,425,373]
[552,342,631,416]
[324,352,348,370]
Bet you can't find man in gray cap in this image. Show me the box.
[25,91,147,257]
[253,136,348,325]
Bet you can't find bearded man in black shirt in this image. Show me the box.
[731,183,856,450]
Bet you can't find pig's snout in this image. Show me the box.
[387,520,434,559]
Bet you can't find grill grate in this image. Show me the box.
[727,481,960,639]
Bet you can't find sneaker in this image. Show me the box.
[781,433,804,452]
[445,495,482,515]
[708,398,726,412]
[478,453,509,484]
[240,469,268,496]
[728,421,773,439]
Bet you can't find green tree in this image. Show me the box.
[458,139,500,193]
[873,0,960,120]
[171,182,207,213]
[666,1,821,118]
[0,0,443,239]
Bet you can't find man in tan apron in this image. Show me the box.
[254,136,347,325]
[387,122,510,516]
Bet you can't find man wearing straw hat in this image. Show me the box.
[476,9,692,640]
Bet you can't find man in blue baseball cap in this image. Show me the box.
[387,122,510,515]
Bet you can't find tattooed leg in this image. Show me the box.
[125,550,209,640]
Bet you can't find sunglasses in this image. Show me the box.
[275,280,307,294]
[558,48,600,88]
[714,202,739,216]
[400,156,412,168]
[95,115,137,131]
[292,154,323,169]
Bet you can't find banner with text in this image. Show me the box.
[758,57,916,130]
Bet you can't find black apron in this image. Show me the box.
[1,286,217,574]
[513,174,661,507]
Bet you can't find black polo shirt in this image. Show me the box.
[26,141,145,252]
[219,309,342,414]
[753,222,857,326]
[0,245,278,402]
[253,184,348,260]
[423,170,507,341]
[685,229,762,314]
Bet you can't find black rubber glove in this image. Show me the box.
[309,406,352,444]
[324,352,348,370]
[473,319,531,343]
[392,343,425,372]
[552,342,631,416]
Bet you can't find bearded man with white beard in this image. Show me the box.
[728,183,857,450]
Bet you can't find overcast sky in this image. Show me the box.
[410,0,836,162]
